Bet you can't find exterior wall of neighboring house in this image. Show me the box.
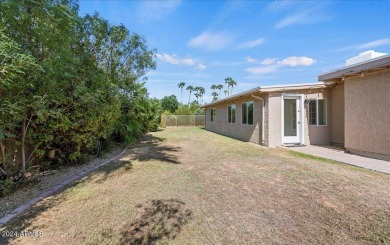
[204,95,264,144]
[330,83,345,145]
[265,88,331,147]
[344,69,390,160]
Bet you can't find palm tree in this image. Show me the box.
[212,92,219,102]
[198,87,205,104]
[224,79,230,96]
[216,84,223,98]
[194,93,200,104]
[224,90,228,97]
[186,85,194,105]
[211,84,217,93]
[178,82,186,104]
[225,77,237,95]
[194,87,201,104]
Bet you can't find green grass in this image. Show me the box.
[1,127,390,245]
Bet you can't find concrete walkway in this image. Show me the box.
[285,145,390,174]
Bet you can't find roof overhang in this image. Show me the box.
[201,82,326,108]
[318,54,390,82]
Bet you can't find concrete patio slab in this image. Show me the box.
[285,145,390,174]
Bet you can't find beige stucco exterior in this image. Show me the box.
[204,88,333,148]
[264,89,331,147]
[343,69,390,160]
[203,58,389,161]
[205,95,263,144]
[330,83,345,145]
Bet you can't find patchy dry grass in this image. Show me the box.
[1,127,390,244]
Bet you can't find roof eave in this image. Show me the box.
[318,55,390,81]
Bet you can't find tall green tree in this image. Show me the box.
[161,95,179,113]
[0,0,157,186]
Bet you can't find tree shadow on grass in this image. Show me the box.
[119,199,192,245]
[127,135,181,165]
[92,159,133,184]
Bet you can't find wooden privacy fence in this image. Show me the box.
[161,115,205,127]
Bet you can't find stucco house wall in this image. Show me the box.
[205,96,263,144]
[344,69,390,160]
[264,89,331,147]
[330,83,345,145]
[304,89,331,145]
[265,92,282,147]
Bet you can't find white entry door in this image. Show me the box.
[282,96,302,144]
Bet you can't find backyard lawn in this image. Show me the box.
[1,127,390,244]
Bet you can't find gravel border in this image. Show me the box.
[0,146,129,228]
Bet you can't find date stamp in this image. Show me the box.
[1,230,43,238]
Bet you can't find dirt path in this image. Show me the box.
[1,127,389,244]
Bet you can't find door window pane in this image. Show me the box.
[284,99,297,136]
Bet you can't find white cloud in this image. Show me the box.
[245,65,279,75]
[156,53,207,70]
[236,38,265,49]
[210,60,244,67]
[245,56,315,74]
[275,13,305,29]
[245,57,276,65]
[196,64,207,70]
[187,31,235,51]
[276,56,315,66]
[274,3,331,29]
[357,38,390,49]
[156,53,195,65]
[260,58,277,65]
[334,38,390,52]
[245,56,257,63]
[267,0,295,11]
[137,0,181,21]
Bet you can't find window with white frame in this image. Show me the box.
[309,99,326,125]
[242,101,253,125]
[211,108,216,122]
[228,104,236,123]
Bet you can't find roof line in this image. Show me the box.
[318,54,390,78]
[202,82,325,108]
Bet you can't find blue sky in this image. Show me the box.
[79,0,390,103]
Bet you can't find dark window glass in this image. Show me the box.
[318,99,326,125]
[248,102,253,125]
[231,105,236,123]
[228,105,232,123]
[242,103,247,124]
[211,109,216,122]
[309,100,317,125]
